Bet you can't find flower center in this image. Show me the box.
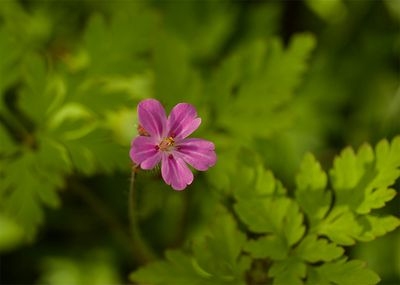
[158,136,175,151]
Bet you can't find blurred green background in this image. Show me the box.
[0,0,399,284]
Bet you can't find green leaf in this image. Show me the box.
[296,153,327,190]
[64,76,133,116]
[314,137,400,245]
[269,258,306,285]
[245,235,288,260]
[307,259,380,285]
[330,137,400,214]
[192,209,249,283]
[0,137,70,239]
[375,136,400,170]
[18,54,62,125]
[159,0,238,60]
[207,146,239,192]
[0,27,21,101]
[317,209,362,246]
[355,215,400,242]
[283,202,306,246]
[131,249,248,285]
[131,209,249,285]
[330,146,372,210]
[153,30,202,109]
[130,250,209,285]
[47,103,97,140]
[233,149,286,201]
[62,128,128,175]
[81,6,154,76]
[235,196,305,246]
[235,197,291,234]
[105,108,138,146]
[294,235,344,262]
[358,136,400,213]
[295,153,331,225]
[214,33,316,139]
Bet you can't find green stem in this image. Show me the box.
[129,167,157,264]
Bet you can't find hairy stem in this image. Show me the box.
[129,167,157,263]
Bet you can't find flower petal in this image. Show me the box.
[130,136,161,169]
[141,152,162,169]
[176,138,216,171]
[138,99,167,138]
[161,154,193,191]
[167,103,201,140]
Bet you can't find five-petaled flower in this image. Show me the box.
[130,99,217,190]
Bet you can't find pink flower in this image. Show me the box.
[130,99,217,190]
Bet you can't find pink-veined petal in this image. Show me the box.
[130,136,161,169]
[141,152,162,169]
[176,138,216,171]
[167,103,201,140]
[138,99,167,138]
[161,154,193,191]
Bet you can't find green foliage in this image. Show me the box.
[132,250,210,285]
[269,258,306,285]
[132,137,400,284]
[211,34,316,139]
[330,138,399,214]
[307,259,380,285]
[1,137,69,238]
[295,153,331,226]
[317,137,400,245]
[0,8,140,240]
[294,235,344,263]
[206,34,316,193]
[130,209,250,285]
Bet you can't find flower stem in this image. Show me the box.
[129,166,157,264]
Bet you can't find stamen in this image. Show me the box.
[158,136,175,151]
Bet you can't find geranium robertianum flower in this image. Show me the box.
[130,99,217,190]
